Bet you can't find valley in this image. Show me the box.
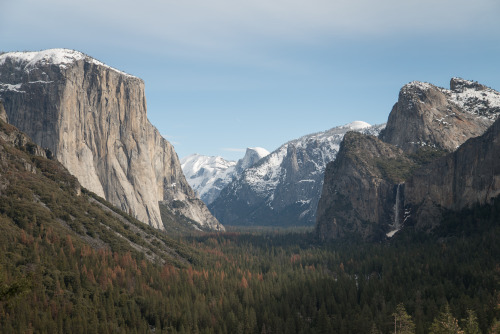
[0,49,499,333]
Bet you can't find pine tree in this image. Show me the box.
[429,305,464,334]
[393,303,415,334]
[462,310,481,334]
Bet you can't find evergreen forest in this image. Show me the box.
[0,118,499,333]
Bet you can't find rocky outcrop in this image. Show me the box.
[316,79,500,240]
[209,122,384,227]
[0,49,222,231]
[0,99,7,122]
[404,116,500,230]
[315,132,413,240]
[379,79,498,153]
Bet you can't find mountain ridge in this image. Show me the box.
[209,121,385,226]
[181,147,269,205]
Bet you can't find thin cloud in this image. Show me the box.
[2,0,499,60]
[221,148,246,153]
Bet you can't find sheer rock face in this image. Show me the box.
[380,79,498,153]
[404,117,500,231]
[315,132,410,240]
[316,78,500,240]
[0,49,223,231]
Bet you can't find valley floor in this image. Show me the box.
[1,194,499,333]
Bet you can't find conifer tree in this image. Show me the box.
[393,303,415,334]
[463,310,481,334]
[429,304,464,334]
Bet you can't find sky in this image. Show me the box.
[1,0,499,161]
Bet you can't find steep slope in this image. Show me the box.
[181,147,269,205]
[0,49,222,231]
[404,116,500,231]
[0,103,193,264]
[315,132,414,240]
[380,78,499,152]
[209,122,384,226]
[316,78,500,240]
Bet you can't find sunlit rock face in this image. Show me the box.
[0,49,223,231]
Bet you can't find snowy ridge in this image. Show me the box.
[181,154,237,205]
[445,78,500,120]
[242,122,383,196]
[0,49,136,78]
[181,147,269,205]
[401,78,500,121]
[210,121,386,226]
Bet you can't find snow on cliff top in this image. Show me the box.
[342,121,371,130]
[400,79,500,120]
[404,81,435,91]
[248,147,270,158]
[446,78,500,119]
[0,49,136,78]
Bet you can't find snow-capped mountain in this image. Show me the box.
[181,147,269,205]
[209,121,385,227]
[235,147,270,174]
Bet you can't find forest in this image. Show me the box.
[0,118,499,333]
[1,194,499,333]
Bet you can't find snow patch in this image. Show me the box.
[0,83,23,92]
[0,49,136,78]
[386,229,399,238]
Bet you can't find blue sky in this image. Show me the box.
[1,0,499,160]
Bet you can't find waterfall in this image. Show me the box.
[394,183,401,228]
[387,183,403,238]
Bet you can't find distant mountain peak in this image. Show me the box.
[181,147,269,205]
[342,121,371,130]
[236,147,270,173]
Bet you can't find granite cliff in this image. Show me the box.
[379,78,498,152]
[315,132,413,240]
[316,78,500,240]
[404,116,500,231]
[0,49,222,231]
